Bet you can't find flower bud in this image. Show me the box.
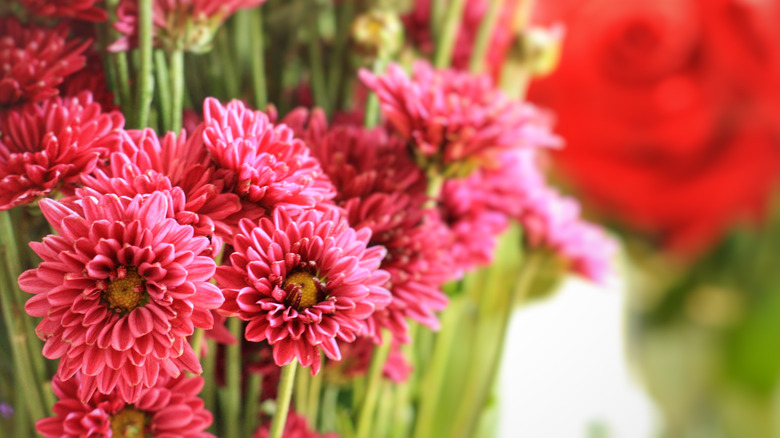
[351,10,404,62]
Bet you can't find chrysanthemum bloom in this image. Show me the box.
[59,51,117,111]
[20,0,108,22]
[253,412,337,438]
[519,187,617,283]
[0,91,124,211]
[192,98,336,234]
[111,0,265,53]
[79,128,242,256]
[300,113,453,342]
[216,207,391,374]
[0,18,90,106]
[359,61,560,176]
[20,192,224,403]
[36,373,214,437]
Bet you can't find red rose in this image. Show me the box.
[529,0,780,253]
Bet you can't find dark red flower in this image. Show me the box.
[0,18,89,106]
[20,0,108,22]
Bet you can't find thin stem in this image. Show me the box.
[320,384,339,433]
[243,372,263,435]
[295,361,310,416]
[469,0,504,74]
[306,367,323,429]
[451,250,544,438]
[106,0,132,111]
[411,298,463,438]
[223,317,243,438]
[327,1,354,110]
[169,49,185,132]
[201,338,217,431]
[134,0,154,128]
[190,328,205,361]
[269,360,299,438]
[363,59,386,128]
[308,34,330,114]
[249,7,267,109]
[373,381,394,438]
[430,0,446,43]
[216,30,239,99]
[154,50,172,131]
[433,0,467,68]
[355,329,392,438]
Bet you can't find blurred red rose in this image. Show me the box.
[529,0,780,253]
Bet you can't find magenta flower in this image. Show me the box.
[20,0,108,22]
[80,128,242,256]
[253,411,337,438]
[216,207,391,374]
[299,114,454,342]
[36,373,214,437]
[0,91,124,211]
[20,192,224,403]
[0,18,90,106]
[111,0,265,52]
[193,98,336,231]
[359,61,560,173]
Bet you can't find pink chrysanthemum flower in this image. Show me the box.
[0,91,124,211]
[305,117,453,342]
[36,373,214,437]
[20,0,108,22]
[359,61,560,174]
[0,18,90,106]
[519,187,618,283]
[192,98,336,232]
[79,128,242,256]
[20,192,224,403]
[253,412,337,438]
[59,51,117,111]
[111,0,265,52]
[216,207,391,374]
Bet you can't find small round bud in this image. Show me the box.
[351,10,404,61]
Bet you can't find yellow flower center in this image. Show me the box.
[110,407,147,438]
[283,270,321,310]
[105,267,147,313]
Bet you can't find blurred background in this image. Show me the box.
[467,0,780,436]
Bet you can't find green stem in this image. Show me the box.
[320,384,339,433]
[433,0,467,68]
[451,251,543,438]
[223,317,243,438]
[106,0,132,111]
[243,372,263,435]
[216,30,239,99]
[190,327,205,361]
[469,0,504,73]
[295,361,310,416]
[430,0,446,43]
[308,34,330,114]
[169,49,185,132]
[202,338,217,431]
[363,59,386,128]
[134,0,155,128]
[306,367,323,429]
[355,329,392,438]
[373,381,393,438]
[269,360,299,438]
[327,1,354,111]
[411,298,463,438]
[154,50,171,131]
[249,8,268,109]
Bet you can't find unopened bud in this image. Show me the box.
[515,25,565,77]
[351,10,403,62]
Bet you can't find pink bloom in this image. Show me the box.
[59,51,117,111]
[253,411,337,438]
[216,207,391,374]
[36,373,214,437]
[20,0,108,22]
[111,0,265,52]
[0,18,90,106]
[193,98,336,233]
[20,192,224,403]
[301,114,454,342]
[519,187,618,283]
[0,91,124,211]
[359,61,560,173]
[79,128,242,256]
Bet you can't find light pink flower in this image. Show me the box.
[253,412,337,438]
[20,0,108,22]
[0,91,124,211]
[20,192,224,403]
[111,0,265,52]
[0,18,90,106]
[36,373,214,437]
[359,61,560,173]
[519,187,618,283]
[216,207,391,374]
